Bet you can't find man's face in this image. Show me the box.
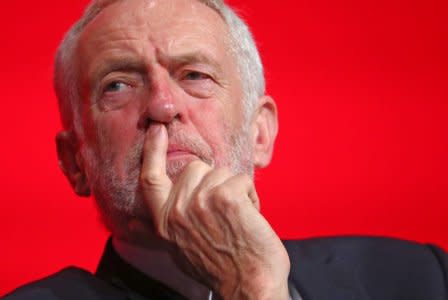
[75,0,253,236]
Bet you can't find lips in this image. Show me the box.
[166,144,197,159]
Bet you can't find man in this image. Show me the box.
[4,0,447,299]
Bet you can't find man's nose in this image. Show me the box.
[140,67,184,126]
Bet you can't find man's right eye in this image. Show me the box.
[104,81,128,93]
[97,79,137,111]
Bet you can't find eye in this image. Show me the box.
[178,69,215,98]
[104,81,129,93]
[183,71,210,81]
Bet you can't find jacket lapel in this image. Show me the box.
[95,238,188,300]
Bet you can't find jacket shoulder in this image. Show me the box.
[2,267,125,300]
[283,236,448,300]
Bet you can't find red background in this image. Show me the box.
[1,0,447,295]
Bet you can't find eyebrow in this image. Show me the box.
[90,58,147,87]
[159,51,224,75]
[90,51,224,87]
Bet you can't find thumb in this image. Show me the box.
[140,123,172,236]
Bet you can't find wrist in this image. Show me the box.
[217,268,290,300]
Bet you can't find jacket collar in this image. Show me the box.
[95,238,188,300]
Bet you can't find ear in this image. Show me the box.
[55,131,91,196]
[250,95,279,168]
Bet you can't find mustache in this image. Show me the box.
[128,127,214,171]
[166,132,214,166]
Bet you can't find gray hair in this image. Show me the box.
[54,0,265,136]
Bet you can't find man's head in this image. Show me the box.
[55,0,278,241]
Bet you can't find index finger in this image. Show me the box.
[140,123,173,233]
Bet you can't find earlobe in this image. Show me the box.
[55,131,91,196]
[251,95,279,168]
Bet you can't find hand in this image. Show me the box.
[138,124,290,300]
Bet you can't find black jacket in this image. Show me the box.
[3,236,448,300]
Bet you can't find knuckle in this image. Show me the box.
[212,184,229,200]
[194,186,208,203]
[140,170,162,186]
[168,203,185,225]
[186,159,209,172]
[191,192,208,214]
[211,186,239,212]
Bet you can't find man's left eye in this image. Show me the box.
[179,70,215,98]
[183,71,210,81]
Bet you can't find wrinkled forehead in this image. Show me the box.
[77,0,232,61]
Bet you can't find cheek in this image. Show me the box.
[188,101,234,157]
[89,107,143,166]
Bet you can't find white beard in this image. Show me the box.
[80,124,254,242]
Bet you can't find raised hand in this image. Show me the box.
[138,124,290,300]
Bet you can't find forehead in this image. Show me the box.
[78,0,232,65]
